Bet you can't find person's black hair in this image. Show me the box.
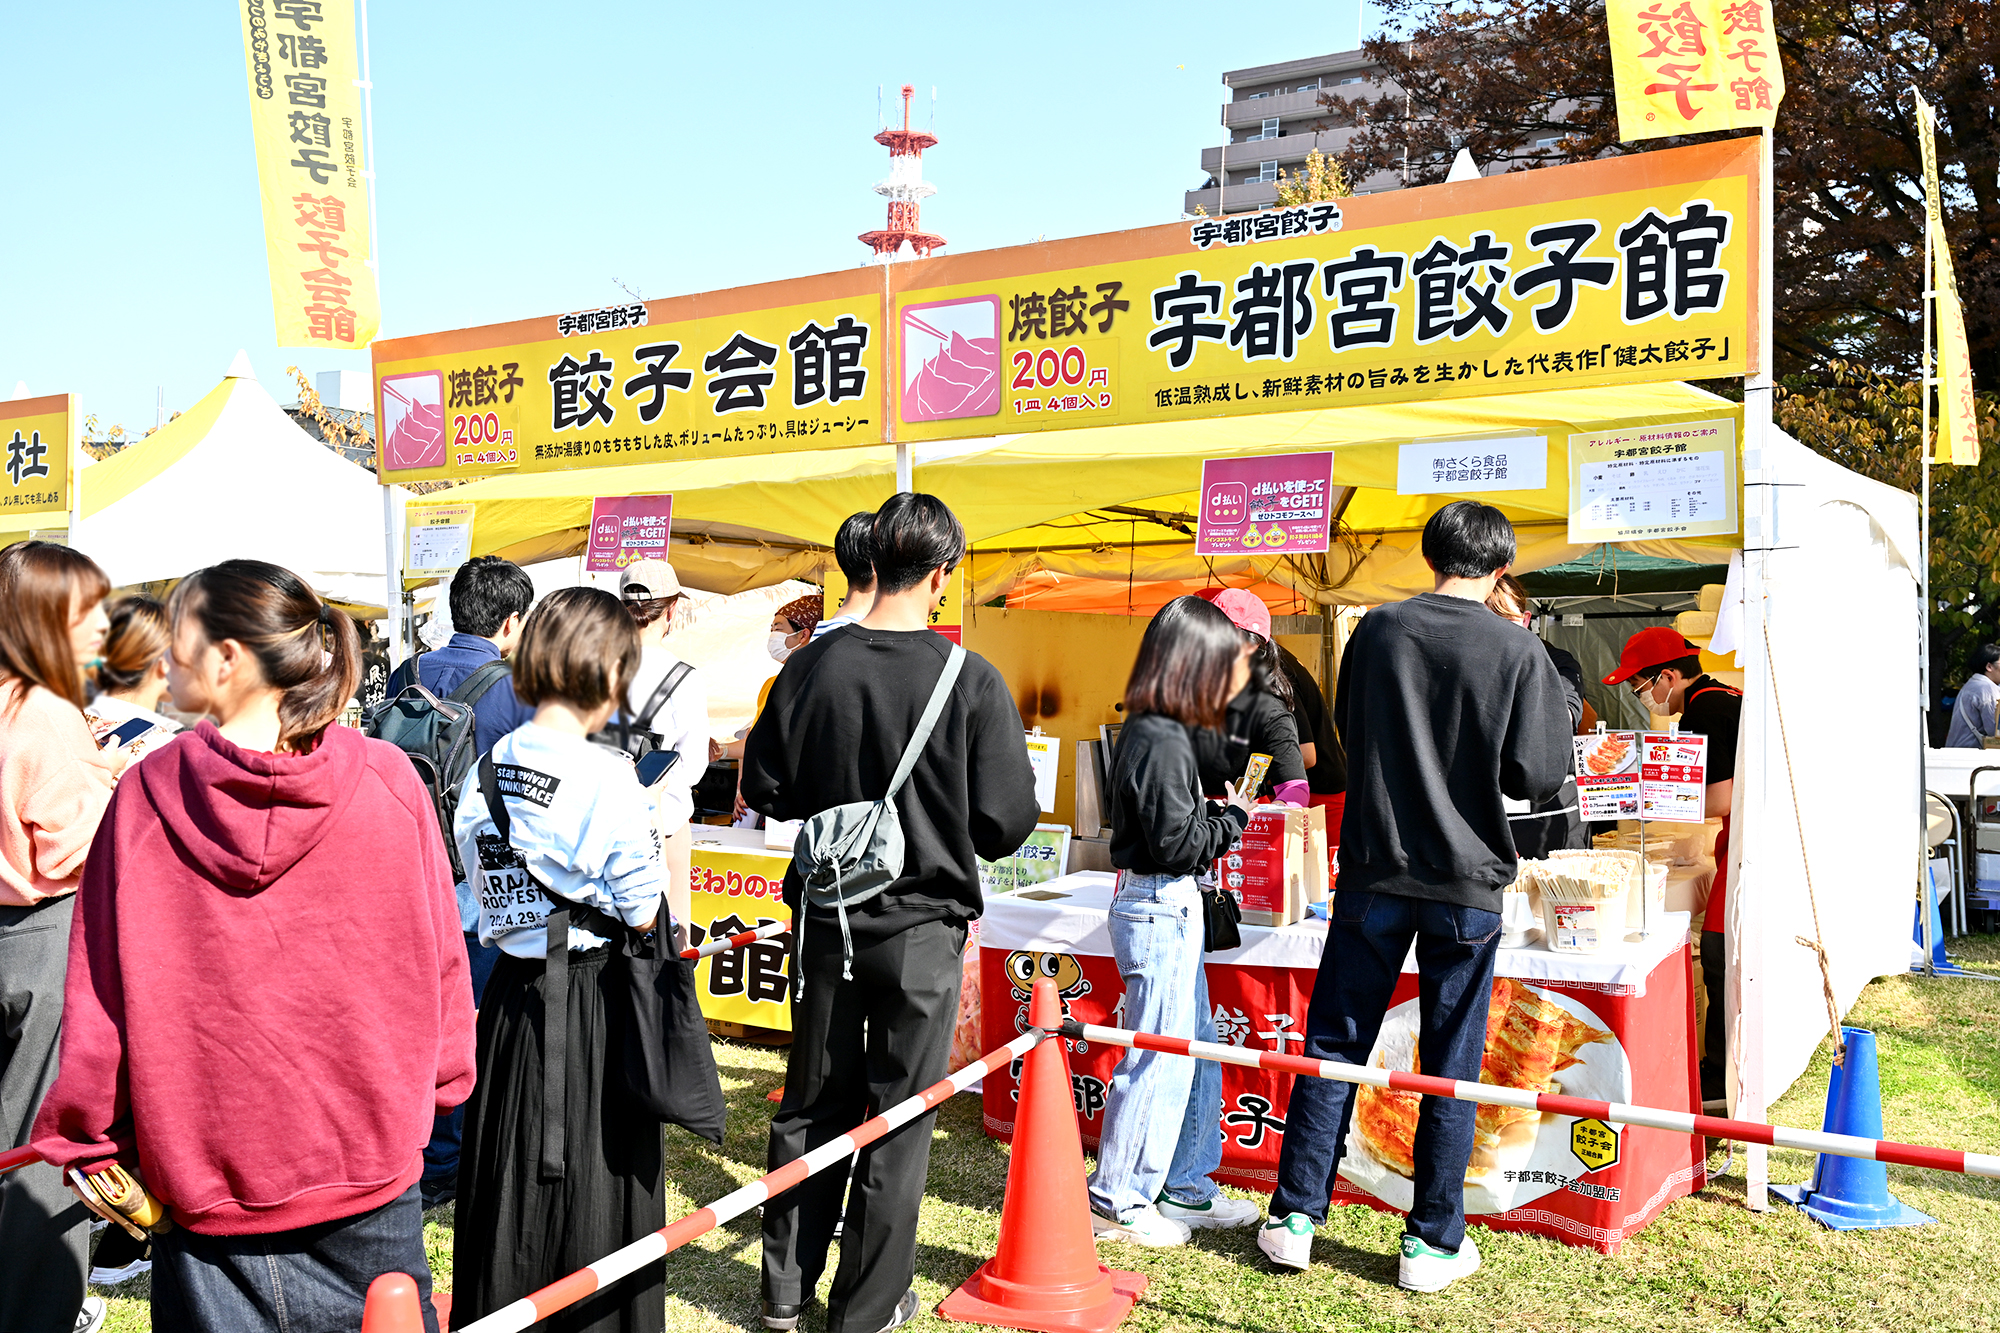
[449,555,535,638]
[1976,644,2000,673]
[1636,654,1705,685]
[1422,500,1516,580]
[1124,596,1243,731]
[871,492,967,596]
[1247,635,1294,709]
[834,511,877,590]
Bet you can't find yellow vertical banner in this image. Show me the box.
[1914,90,1980,465]
[0,394,74,528]
[239,0,380,349]
[1607,0,1785,142]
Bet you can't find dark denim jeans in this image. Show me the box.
[1269,890,1502,1254]
[422,931,501,1190]
[151,1184,438,1333]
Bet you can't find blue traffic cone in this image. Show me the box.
[1771,1028,1935,1230]
[1910,894,1978,977]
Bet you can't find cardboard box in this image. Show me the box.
[1219,805,1329,927]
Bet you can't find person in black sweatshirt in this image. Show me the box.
[1259,501,1569,1294]
[743,493,1039,1333]
[1089,597,1260,1248]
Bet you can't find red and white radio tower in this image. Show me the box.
[859,84,944,263]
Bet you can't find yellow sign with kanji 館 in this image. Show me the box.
[688,843,793,1031]
[238,0,380,348]
[0,394,74,528]
[894,137,1760,441]
[1607,0,1785,142]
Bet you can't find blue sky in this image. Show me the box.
[1,2,1367,432]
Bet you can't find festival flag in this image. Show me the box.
[1913,90,1980,465]
[1607,0,1785,142]
[238,0,380,349]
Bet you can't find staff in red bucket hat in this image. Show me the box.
[1608,625,1741,1109]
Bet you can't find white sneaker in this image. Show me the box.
[1257,1212,1315,1269]
[90,1253,152,1285]
[75,1297,108,1333]
[1397,1232,1482,1292]
[1090,1204,1191,1247]
[1158,1193,1260,1229]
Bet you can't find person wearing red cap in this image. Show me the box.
[1192,589,1309,807]
[1604,626,1741,1106]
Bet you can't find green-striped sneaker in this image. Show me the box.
[1397,1233,1481,1292]
[1257,1212,1315,1269]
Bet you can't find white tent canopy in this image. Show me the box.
[62,353,402,611]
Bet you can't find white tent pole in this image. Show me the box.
[354,0,401,668]
[1735,123,1778,1211]
[1918,98,1935,976]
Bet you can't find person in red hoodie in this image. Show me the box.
[32,559,477,1333]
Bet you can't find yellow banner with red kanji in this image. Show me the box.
[239,0,380,348]
[1608,0,1785,142]
[1914,90,1980,465]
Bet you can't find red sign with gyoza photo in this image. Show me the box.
[1640,731,1708,821]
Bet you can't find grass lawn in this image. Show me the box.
[97,936,2000,1332]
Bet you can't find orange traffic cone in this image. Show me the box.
[359,1272,426,1333]
[939,978,1146,1333]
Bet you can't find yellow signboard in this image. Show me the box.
[1567,416,1739,543]
[238,0,380,348]
[374,140,1758,484]
[0,394,74,527]
[371,271,888,485]
[1607,0,1785,141]
[688,844,792,1031]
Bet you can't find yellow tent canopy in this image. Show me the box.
[425,380,1741,603]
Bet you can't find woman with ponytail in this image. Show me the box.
[0,540,118,1333]
[32,559,476,1333]
[83,594,182,762]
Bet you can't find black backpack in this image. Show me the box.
[363,658,511,880]
[590,661,693,764]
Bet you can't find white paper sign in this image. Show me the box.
[1024,733,1060,814]
[1397,435,1546,494]
[406,503,475,577]
[1567,417,1738,543]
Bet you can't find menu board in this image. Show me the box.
[1566,417,1738,543]
[1573,730,1640,819]
[406,503,475,577]
[1639,732,1708,821]
[1195,451,1335,556]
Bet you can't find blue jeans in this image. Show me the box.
[151,1183,439,1333]
[423,931,501,1189]
[1270,890,1501,1254]
[1087,873,1223,1220]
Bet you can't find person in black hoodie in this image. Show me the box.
[1258,501,1569,1294]
[1089,597,1260,1248]
[744,493,1039,1333]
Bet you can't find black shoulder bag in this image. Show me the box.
[477,754,725,1179]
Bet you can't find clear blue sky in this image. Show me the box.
[0,2,1368,432]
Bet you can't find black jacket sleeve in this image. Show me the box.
[739,664,799,819]
[1247,691,1306,790]
[963,665,1043,862]
[1500,645,1574,806]
[1114,715,1250,876]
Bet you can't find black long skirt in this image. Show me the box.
[452,948,666,1333]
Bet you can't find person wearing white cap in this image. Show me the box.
[618,558,710,952]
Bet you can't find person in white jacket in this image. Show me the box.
[617,558,709,953]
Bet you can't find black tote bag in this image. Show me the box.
[478,756,726,1154]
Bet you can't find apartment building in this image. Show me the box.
[1183,48,1404,217]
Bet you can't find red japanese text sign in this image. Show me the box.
[585,494,673,574]
[1197,451,1335,556]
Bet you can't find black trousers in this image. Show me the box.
[762,918,964,1333]
[1700,929,1726,1100]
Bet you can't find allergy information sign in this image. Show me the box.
[1567,416,1737,543]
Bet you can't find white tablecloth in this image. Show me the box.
[983,872,1691,996]
[1923,749,2000,799]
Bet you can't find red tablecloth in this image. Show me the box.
[978,873,1703,1254]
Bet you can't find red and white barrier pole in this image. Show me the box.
[451,1028,1046,1333]
[1066,1021,2000,1180]
[680,918,789,961]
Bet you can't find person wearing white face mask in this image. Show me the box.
[724,596,823,825]
[1604,627,1741,1107]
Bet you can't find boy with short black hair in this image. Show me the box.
[813,512,879,640]
[1260,500,1569,1293]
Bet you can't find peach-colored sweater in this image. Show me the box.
[0,680,117,907]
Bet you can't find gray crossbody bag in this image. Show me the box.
[791,642,965,993]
